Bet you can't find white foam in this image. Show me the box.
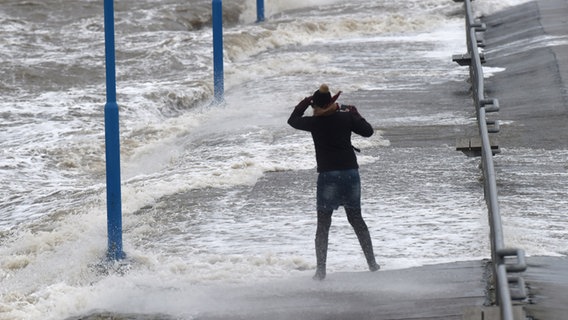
[228,0,464,62]
[483,66,506,78]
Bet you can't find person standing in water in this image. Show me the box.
[287,84,380,280]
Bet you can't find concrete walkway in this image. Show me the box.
[194,260,489,320]
[483,0,568,149]
[523,256,568,320]
[72,260,489,320]
[70,257,568,320]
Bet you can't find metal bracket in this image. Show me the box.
[486,120,500,133]
[471,23,487,32]
[481,98,500,113]
[497,248,528,273]
[508,275,528,300]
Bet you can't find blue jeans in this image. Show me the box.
[316,169,361,211]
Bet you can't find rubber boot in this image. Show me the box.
[313,210,332,280]
[345,208,380,272]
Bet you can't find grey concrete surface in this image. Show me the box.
[523,256,568,320]
[71,260,490,320]
[482,0,568,149]
[69,257,568,320]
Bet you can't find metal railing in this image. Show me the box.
[453,0,527,319]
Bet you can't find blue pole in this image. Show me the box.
[103,0,125,261]
[212,0,224,103]
[256,0,265,22]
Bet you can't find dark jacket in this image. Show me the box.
[288,103,373,172]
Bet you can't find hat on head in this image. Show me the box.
[312,84,332,107]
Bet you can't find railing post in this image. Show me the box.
[103,0,125,261]
[212,0,224,103]
[256,0,265,22]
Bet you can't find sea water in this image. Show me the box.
[1,0,564,319]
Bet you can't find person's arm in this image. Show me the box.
[348,106,374,137]
[287,96,313,131]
